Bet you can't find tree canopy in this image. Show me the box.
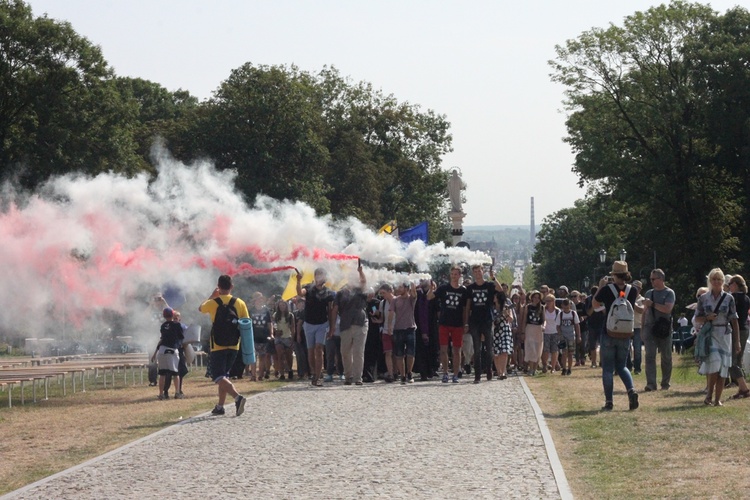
[545,1,750,299]
[1,1,454,243]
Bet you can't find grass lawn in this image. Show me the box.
[525,353,750,499]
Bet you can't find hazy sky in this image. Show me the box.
[26,0,741,226]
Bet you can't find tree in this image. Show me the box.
[549,1,748,293]
[0,0,142,185]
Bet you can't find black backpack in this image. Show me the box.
[211,297,240,347]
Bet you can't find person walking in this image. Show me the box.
[198,274,249,416]
[297,268,335,386]
[642,269,675,392]
[428,266,470,383]
[330,263,368,386]
[592,261,639,411]
[466,265,504,383]
[695,268,742,406]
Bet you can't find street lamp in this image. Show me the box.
[619,248,627,262]
[599,249,606,265]
[583,276,590,289]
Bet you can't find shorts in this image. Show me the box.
[393,328,416,357]
[561,330,576,352]
[439,325,464,348]
[304,322,329,349]
[254,342,266,359]
[156,346,179,373]
[209,349,238,383]
[275,337,293,348]
[543,334,561,354]
[381,333,393,353]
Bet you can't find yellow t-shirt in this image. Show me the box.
[199,294,249,351]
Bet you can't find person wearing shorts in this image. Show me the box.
[556,299,580,376]
[381,281,418,384]
[198,275,249,417]
[297,268,335,386]
[428,266,470,383]
[541,294,561,373]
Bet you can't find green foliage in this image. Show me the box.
[1,2,454,243]
[549,1,750,299]
[494,266,515,286]
[0,0,143,185]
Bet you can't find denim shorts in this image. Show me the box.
[275,337,293,348]
[304,322,329,349]
[209,349,238,383]
[393,328,416,357]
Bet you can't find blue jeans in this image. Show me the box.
[600,334,634,402]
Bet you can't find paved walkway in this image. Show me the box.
[4,376,571,499]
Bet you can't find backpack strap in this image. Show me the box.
[228,297,237,308]
[214,297,223,307]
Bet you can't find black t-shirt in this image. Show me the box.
[594,283,638,312]
[434,284,470,327]
[467,282,498,324]
[732,292,750,327]
[159,321,184,349]
[304,284,335,325]
[251,307,272,343]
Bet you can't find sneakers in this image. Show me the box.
[401,376,407,385]
[323,374,334,383]
[162,391,169,400]
[384,374,394,383]
[602,401,613,411]
[355,381,363,386]
[442,374,449,383]
[474,375,481,384]
[211,405,225,415]
[464,364,472,375]
[157,394,165,401]
[175,392,185,399]
[644,386,655,392]
[486,371,492,381]
[235,395,247,416]
[288,371,294,380]
[407,373,414,383]
[344,378,353,386]
[628,390,639,411]
[452,375,459,383]
[279,374,286,380]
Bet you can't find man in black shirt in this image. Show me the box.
[428,266,470,383]
[297,268,335,386]
[466,264,504,383]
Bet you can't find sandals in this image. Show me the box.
[704,397,712,406]
[730,389,750,400]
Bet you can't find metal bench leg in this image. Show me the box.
[20,381,25,405]
[44,378,49,400]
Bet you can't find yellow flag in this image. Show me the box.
[378,220,397,235]
[281,270,313,301]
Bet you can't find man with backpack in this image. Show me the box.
[592,261,640,412]
[642,269,675,392]
[198,275,250,416]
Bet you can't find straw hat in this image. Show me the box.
[611,261,628,274]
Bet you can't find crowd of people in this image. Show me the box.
[150,261,750,415]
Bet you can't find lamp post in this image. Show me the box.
[619,248,627,262]
[583,276,590,290]
[595,249,607,281]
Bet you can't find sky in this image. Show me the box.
[25,0,743,227]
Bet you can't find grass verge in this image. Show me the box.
[525,353,750,499]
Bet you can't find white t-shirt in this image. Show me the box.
[543,308,560,335]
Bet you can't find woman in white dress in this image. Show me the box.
[695,268,741,406]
